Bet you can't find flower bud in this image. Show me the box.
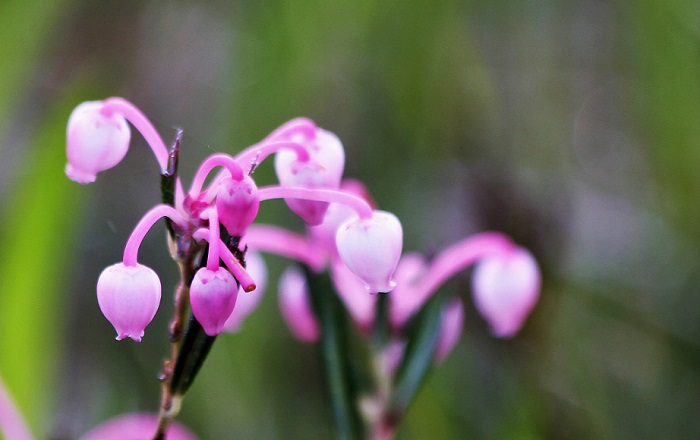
[278,265,320,342]
[96,263,161,342]
[66,101,131,184]
[335,210,403,293]
[274,129,345,225]
[190,267,238,336]
[471,247,540,338]
[216,175,260,236]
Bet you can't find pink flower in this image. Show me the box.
[335,211,403,293]
[330,258,377,329]
[190,267,238,336]
[216,175,260,236]
[434,297,465,364]
[274,128,345,225]
[278,265,320,342]
[80,413,196,440]
[471,247,540,338]
[66,101,131,184]
[96,263,161,342]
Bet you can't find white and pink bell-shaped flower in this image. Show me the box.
[216,175,260,237]
[190,267,238,336]
[223,251,267,332]
[335,210,403,293]
[66,101,131,184]
[96,263,161,342]
[274,128,345,225]
[471,247,540,338]
[278,265,320,343]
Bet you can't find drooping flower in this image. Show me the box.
[96,263,161,342]
[335,210,403,293]
[190,267,238,336]
[471,247,540,338]
[66,101,131,184]
[274,128,345,225]
[216,175,260,237]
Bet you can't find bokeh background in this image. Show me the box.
[1,1,699,439]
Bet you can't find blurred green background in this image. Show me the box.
[1,0,700,439]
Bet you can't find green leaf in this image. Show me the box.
[305,269,364,440]
[390,294,444,417]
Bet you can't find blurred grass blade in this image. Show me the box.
[390,294,444,416]
[0,92,86,432]
[305,268,363,440]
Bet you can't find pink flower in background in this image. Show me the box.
[472,247,540,338]
[278,265,320,342]
[80,413,196,440]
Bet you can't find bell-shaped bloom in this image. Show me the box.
[335,210,403,293]
[80,412,197,440]
[223,251,267,332]
[190,267,238,336]
[96,263,161,342]
[278,265,320,342]
[471,247,540,338]
[216,175,260,236]
[66,101,131,184]
[434,297,465,364]
[274,129,345,225]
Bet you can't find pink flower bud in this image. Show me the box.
[80,412,197,440]
[96,263,161,342]
[66,101,131,184]
[471,247,540,338]
[335,210,403,293]
[434,297,465,364]
[278,265,320,342]
[216,175,260,236]
[190,267,238,336]
[274,129,345,225]
[223,251,267,332]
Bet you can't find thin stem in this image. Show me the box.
[258,185,373,219]
[122,204,189,266]
[243,224,326,271]
[264,117,317,142]
[218,240,256,292]
[100,97,169,171]
[235,140,311,171]
[200,210,221,271]
[188,154,244,199]
[0,373,33,440]
[391,232,514,326]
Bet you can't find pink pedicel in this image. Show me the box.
[278,265,320,343]
[434,297,465,364]
[96,263,161,342]
[80,413,196,440]
[223,251,267,332]
[216,175,260,237]
[190,267,238,336]
[274,128,345,225]
[335,210,403,293]
[471,247,540,338]
[66,101,131,184]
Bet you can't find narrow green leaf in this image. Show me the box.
[305,269,363,440]
[390,294,444,416]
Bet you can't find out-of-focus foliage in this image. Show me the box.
[1,0,700,439]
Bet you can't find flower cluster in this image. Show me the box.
[67,97,403,341]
